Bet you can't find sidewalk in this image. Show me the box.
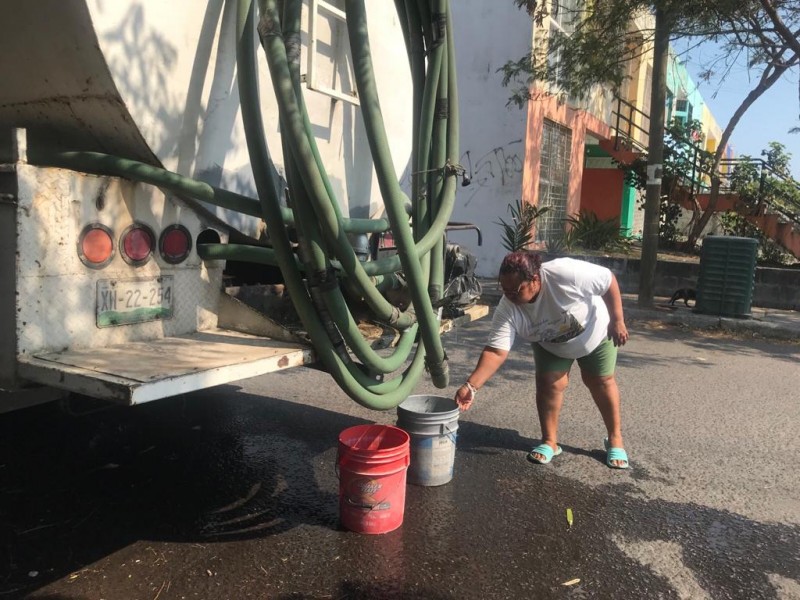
[477,279,800,342]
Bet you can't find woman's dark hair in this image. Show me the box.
[499,251,542,280]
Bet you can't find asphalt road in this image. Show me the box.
[2,317,799,599]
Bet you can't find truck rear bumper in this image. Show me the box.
[17,328,315,405]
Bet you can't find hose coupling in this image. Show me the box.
[285,32,301,67]
[432,12,447,48]
[425,355,450,389]
[435,98,449,120]
[307,267,339,292]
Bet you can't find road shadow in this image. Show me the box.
[3,382,799,599]
[0,388,372,597]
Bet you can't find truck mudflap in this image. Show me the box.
[16,329,315,406]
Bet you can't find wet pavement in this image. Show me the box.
[1,314,799,599]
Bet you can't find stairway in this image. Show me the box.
[681,189,800,259]
[743,211,800,258]
[716,158,800,259]
[603,97,800,259]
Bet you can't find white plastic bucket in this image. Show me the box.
[396,395,459,486]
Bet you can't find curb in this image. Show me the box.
[477,288,800,342]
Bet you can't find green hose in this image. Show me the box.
[31,150,393,235]
[345,0,454,387]
[240,0,431,407]
[265,0,419,374]
[258,0,419,332]
[41,0,461,408]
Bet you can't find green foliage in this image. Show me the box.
[663,119,716,192]
[658,202,683,247]
[623,118,715,192]
[718,211,794,266]
[562,210,629,252]
[719,142,799,265]
[495,199,551,252]
[545,232,570,255]
[503,0,800,113]
[619,118,712,245]
[728,142,800,218]
[503,0,648,104]
[762,142,792,178]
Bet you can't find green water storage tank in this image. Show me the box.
[695,236,759,318]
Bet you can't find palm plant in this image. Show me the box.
[563,210,629,252]
[495,199,550,252]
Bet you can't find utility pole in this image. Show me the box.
[639,6,670,307]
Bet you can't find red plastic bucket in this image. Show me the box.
[338,424,410,534]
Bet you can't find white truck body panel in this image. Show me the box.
[0,1,412,411]
[15,162,223,354]
[2,133,317,410]
[0,2,499,411]
[0,1,412,238]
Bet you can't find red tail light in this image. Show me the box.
[120,223,155,266]
[159,225,192,264]
[78,224,114,268]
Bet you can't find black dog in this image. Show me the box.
[669,288,696,306]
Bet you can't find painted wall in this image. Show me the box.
[580,166,625,222]
[666,50,727,155]
[447,1,533,276]
[522,93,612,223]
[666,52,706,126]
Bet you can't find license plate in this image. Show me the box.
[96,276,174,327]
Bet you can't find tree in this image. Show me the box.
[621,118,715,247]
[682,1,800,249]
[502,0,800,300]
[718,142,799,264]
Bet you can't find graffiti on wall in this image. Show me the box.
[458,140,524,204]
[399,139,524,205]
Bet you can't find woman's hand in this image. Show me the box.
[608,319,629,347]
[454,382,477,411]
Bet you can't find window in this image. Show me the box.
[536,120,572,244]
[546,0,579,90]
[306,0,359,105]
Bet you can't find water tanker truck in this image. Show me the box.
[0,0,485,413]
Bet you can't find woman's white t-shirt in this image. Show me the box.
[487,258,613,359]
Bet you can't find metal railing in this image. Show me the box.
[611,97,650,152]
[717,158,800,227]
[608,97,800,229]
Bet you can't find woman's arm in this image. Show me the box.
[601,273,629,346]
[454,346,509,410]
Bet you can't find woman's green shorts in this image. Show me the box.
[531,337,618,376]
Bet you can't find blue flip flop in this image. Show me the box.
[603,437,629,469]
[527,443,562,464]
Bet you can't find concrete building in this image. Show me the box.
[0,1,737,279]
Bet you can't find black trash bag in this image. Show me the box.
[441,244,482,316]
[445,242,478,279]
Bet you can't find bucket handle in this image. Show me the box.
[336,451,412,478]
[441,423,458,444]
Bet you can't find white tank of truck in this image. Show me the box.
[0,0,412,234]
[0,1,477,413]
